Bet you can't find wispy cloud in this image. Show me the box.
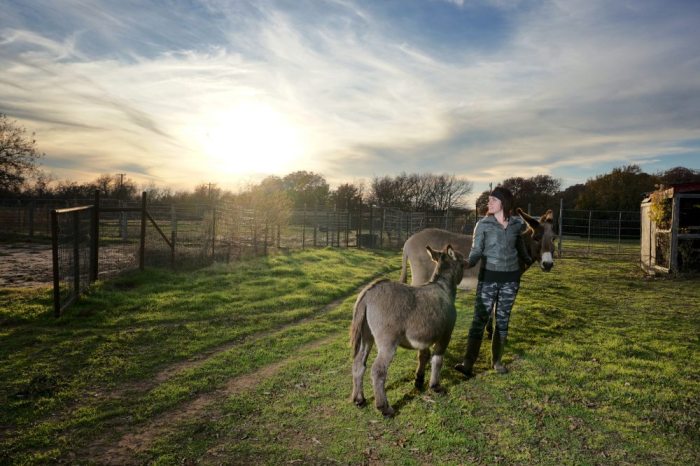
[0,0,698,193]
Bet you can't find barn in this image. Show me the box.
[640,183,700,274]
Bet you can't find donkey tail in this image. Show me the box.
[350,278,388,356]
[399,248,409,283]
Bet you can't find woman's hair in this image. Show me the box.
[490,186,514,217]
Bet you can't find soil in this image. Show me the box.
[0,243,53,288]
[0,241,139,288]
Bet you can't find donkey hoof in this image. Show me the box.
[380,405,395,417]
[414,375,425,390]
[453,363,474,379]
[353,397,367,407]
[430,384,446,394]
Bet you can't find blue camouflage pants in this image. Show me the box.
[468,281,520,340]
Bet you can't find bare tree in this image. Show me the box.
[0,114,43,193]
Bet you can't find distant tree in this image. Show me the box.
[655,166,700,186]
[369,173,472,211]
[330,182,364,210]
[559,183,585,210]
[369,174,417,210]
[427,174,473,211]
[576,165,655,211]
[95,174,115,196]
[475,190,490,216]
[0,113,44,193]
[282,171,329,208]
[501,175,561,214]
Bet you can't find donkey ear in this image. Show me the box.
[446,244,457,260]
[425,245,441,262]
[541,209,554,223]
[517,207,540,229]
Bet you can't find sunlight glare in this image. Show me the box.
[198,102,305,176]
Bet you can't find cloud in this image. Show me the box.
[0,0,698,194]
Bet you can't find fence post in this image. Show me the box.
[171,205,177,269]
[51,209,60,317]
[72,211,80,300]
[368,205,374,248]
[139,191,147,270]
[313,206,317,247]
[356,204,362,248]
[346,206,351,248]
[301,204,306,249]
[90,190,100,282]
[264,222,269,255]
[381,208,386,248]
[617,211,622,254]
[586,210,592,256]
[558,198,563,258]
[211,203,216,259]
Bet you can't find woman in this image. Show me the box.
[454,186,533,377]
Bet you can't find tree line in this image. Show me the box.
[2,113,699,213]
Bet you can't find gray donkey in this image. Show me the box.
[350,245,466,416]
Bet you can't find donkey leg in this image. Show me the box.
[429,342,449,393]
[371,344,397,417]
[351,329,374,407]
[415,348,431,390]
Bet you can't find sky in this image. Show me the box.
[1,0,699,197]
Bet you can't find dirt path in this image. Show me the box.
[79,280,377,464]
[94,334,338,465]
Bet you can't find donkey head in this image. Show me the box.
[516,208,556,272]
[426,244,467,287]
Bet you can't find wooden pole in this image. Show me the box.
[72,211,80,300]
[51,209,61,317]
[90,190,100,282]
[139,191,147,271]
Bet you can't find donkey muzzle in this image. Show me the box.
[540,252,553,272]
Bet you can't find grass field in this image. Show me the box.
[1,248,699,464]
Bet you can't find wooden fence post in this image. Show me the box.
[139,191,147,270]
[72,211,80,300]
[51,210,60,317]
[90,190,100,282]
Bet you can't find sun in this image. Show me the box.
[197,101,305,176]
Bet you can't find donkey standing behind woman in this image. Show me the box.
[350,245,466,416]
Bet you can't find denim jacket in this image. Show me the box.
[467,215,530,272]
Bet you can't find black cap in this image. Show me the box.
[490,186,513,203]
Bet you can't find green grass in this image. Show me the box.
[1,249,699,464]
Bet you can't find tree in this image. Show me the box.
[282,171,329,208]
[501,175,561,214]
[426,174,473,211]
[0,113,43,193]
[576,165,656,211]
[656,166,700,186]
[330,182,364,210]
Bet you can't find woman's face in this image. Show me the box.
[487,195,503,215]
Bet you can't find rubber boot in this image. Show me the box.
[491,332,508,374]
[454,338,481,378]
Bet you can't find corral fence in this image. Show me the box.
[557,204,641,259]
[3,192,643,315]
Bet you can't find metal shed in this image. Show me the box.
[641,183,700,274]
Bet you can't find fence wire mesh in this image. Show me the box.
[51,207,95,315]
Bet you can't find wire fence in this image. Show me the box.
[2,193,647,315]
[558,208,641,259]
